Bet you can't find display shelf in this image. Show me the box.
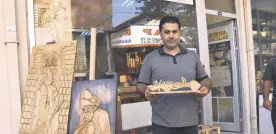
[253,23,276,30]
[255,54,276,58]
[254,37,276,44]
[118,86,137,94]
[253,9,276,76]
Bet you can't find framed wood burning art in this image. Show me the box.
[69,79,117,134]
[19,41,77,134]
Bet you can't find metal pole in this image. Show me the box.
[243,0,258,133]
[257,10,262,72]
[236,0,252,133]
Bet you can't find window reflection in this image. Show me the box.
[32,0,199,102]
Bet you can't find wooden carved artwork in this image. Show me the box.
[69,79,117,134]
[74,89,111,134]
[148,78,201,94]
[19,41,77,134]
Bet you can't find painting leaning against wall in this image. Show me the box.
[69,79,117,134]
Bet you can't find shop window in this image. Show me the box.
[205,0,236,14]
[31,0,200,133]
[251,3,276,132]
[111,0,199,105]
[252,10,276,94]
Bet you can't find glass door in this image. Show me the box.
[207,18,241,132]
[195,0,242,132]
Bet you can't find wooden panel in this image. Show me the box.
[148,80,201,95]
[19,41,77,134]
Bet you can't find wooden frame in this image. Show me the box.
[199,125,221,134]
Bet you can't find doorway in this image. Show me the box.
[195,0,242,132]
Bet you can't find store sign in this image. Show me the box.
[111,26,163,47]
[132,26,162,44]
[111,28,132,46]
[208,26,229,44]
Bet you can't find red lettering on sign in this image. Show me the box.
[143,29,152,35]
[154,29,160,35]
[143,28,160,36]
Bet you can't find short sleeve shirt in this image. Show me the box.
[263,59,276,105]
[138,46,208,127]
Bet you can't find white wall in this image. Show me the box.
[0,0,14,133]
[0,0,28,133]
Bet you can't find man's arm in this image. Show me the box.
[199,77,212,89]
[194,52,212,96]
[136,55,160,101]
[263,80,272,101]
[136,82,148,95]
[262,61,273,111]
[136,55,151,95]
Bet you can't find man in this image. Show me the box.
[136,16,212,134]
[74,89,111,134]
[263,59,276,134]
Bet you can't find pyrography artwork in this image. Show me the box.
[19,41,77,134]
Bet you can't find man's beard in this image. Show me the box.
[164,43,177,49]
[84,112,94,122]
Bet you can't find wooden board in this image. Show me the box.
[19,41,77,134]
[149,90,197,94]
[148,80,201,95]
[198,125,221,134]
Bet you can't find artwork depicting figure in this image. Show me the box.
[69,79,117,134]
[19,41,77,134]
[31,70,60,134]
[74,89,111,134]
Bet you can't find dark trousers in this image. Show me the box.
[272,106,276,134]
[152,123,198,134]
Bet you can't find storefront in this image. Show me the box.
[251,0,276,133]
[0,0,261,134]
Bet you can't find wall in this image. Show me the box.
[0,0,13,133]
[0,0,29,133]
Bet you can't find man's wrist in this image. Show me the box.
[264,97,270,101]
[200,86,210,92]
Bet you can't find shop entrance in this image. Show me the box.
[207,17,241,132]
[197,0,242,132]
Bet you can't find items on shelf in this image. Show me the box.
[256,71,263,93]
[126,52,144,73]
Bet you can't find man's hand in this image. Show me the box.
[196,87,210,97]
[263,99,272,111]
[145,88,160,101]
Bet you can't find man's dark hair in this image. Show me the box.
[159,16,181,31]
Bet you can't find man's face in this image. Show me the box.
[160,23,181,49]
[83,105,96,121]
